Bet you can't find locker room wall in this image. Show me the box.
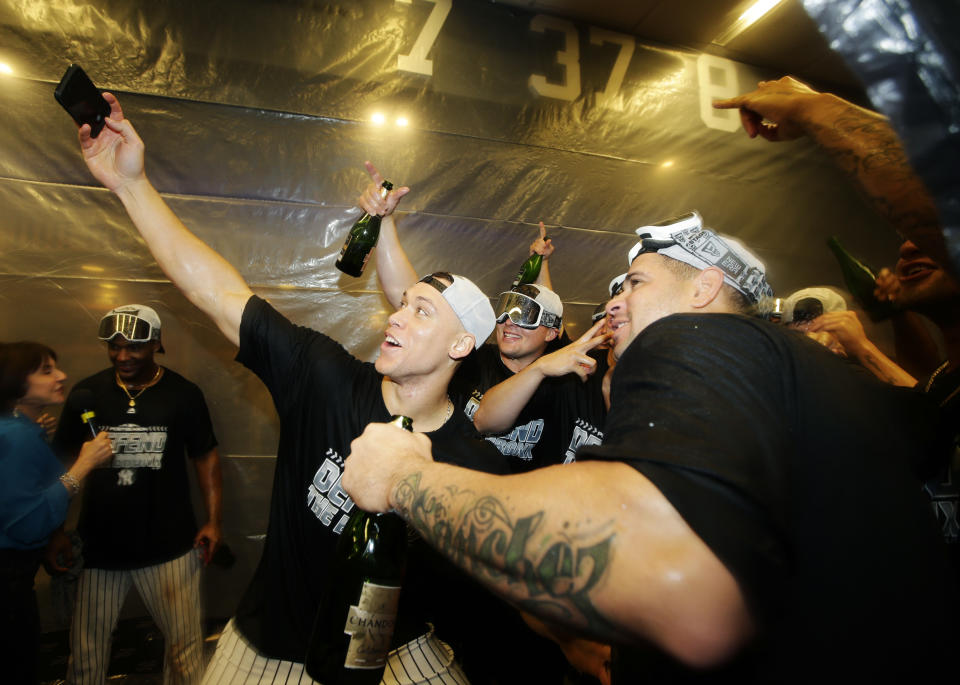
[0,0,903,625]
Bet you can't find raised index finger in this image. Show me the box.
[364,160,385,185]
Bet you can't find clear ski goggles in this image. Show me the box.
[627,236,685,264]
[609,273,626,297]
[591,303,607,323]
[494,286,561,330]
[97,313,157,343]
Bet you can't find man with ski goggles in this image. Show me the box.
[494,284,563,331]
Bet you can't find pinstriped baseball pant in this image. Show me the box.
[67,549,204,685]
[201,618,471,685]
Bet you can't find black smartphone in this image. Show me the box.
[54,64,111,137]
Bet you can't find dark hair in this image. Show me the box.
[0,341,58,413]
[658,256,752,314]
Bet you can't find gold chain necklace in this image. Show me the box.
[116,367,163,415]
[925,361,950,393]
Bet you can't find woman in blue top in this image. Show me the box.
[0,341,113,684]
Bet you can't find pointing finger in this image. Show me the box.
[712,95,744,110]
[364,160,384,185]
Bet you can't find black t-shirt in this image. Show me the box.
[579,314,958,682]
[233,296,515,664]
[53,368,217,569]
[450,341,608,473]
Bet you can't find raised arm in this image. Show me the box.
[358,161,416,309]
[343,424,754,668]
[713,77,949,272]
[532,221,555,291]
[78,94,252,346]
[473,319,607,434]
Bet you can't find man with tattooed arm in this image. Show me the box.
[717,75,960,591]
[343,221,959,682]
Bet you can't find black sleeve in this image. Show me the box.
[179,381,219,459]
[236,295,364,417]
[577,315,790,619]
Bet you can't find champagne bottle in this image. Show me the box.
[304,415,412,685]
[511,246,547,288]
[335,180,394,278]
[826,236,896,322]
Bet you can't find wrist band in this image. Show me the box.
[59,473,81,496]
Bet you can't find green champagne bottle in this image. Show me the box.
[335,180,394,278]
[304,415,411,685]
[511,246,546,288]
[826,236,896,322]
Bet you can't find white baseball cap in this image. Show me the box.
[419,273,496,344]
[783,287,848,323]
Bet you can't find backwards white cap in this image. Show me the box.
[420,273,496,344]
[783,287,848,323]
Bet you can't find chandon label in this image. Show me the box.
[343,581,402,669]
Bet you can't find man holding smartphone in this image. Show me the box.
[69,93,517,684]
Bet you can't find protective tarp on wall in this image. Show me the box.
[0,0,905,623]
[802,0,960,273]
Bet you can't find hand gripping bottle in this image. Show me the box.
[304,415,412,684]
[335,180,394,277]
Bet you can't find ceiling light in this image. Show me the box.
[661,160,674,168]
[395,116,409,127]
[371,112,386,126]
[81,264,105,273]
[0,62,12,75]
[713,0,784,46]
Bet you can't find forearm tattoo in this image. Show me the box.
[859,350,914,387]
[393,473,618,636]
[809,108,944,262]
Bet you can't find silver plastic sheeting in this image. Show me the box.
[803,0,960,272]
[1,0,905,625]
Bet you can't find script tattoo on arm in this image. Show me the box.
[393,472,619,639]
[857,349,917,388]
[806,103,947,268]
